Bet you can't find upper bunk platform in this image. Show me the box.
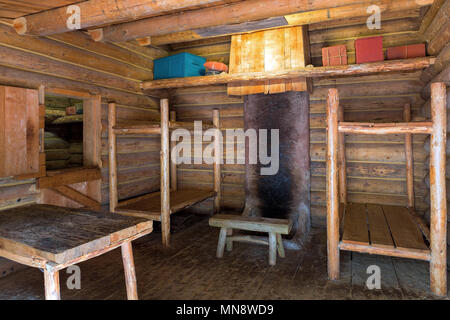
[340,203,430,261]
[115,189,216,221]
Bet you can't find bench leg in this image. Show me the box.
[121,241,138,300]
[44,269,60,300]
[216,227,228,258]
[268,232,277,266]
[226,229,233,251]
[276,234,285,258]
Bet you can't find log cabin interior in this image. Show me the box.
[0,0,448,301]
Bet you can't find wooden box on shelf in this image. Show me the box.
[355,36,384,64]
[386,44,426,60]
[322,45,348,66]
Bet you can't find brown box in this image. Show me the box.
[322,45,348,66]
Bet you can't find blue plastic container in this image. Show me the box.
[153,52,206,80]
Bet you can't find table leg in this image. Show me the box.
[216,227,227,258]
[44,269,60,300]
[121,241,138,300]
[226,228,233,251]
[269,232,277,266]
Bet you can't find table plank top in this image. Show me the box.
[0,204,152,264]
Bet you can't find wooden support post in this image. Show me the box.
[327,88,340,280]
[213,109,221,214]
[170,111,177,191]
[276,234,285,258]
[160,99,171,247]
[404,104,415,208]
[268,232,277,266]
[338,105,347,204]
[429,82,447,297]
[108,102,118,212]
[121,241,138,300]
[44,268,60,300]
[216,227,227,258]
[53,186,101,210]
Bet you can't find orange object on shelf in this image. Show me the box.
[204,61,228,72]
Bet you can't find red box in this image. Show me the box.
[386,44,426,60]
[322,45,348,66]
[355,36,384,64]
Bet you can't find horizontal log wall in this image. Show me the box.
[100,103,160,204]
[170,14,431,226]
[0,23,162,210]
[170,13,424,67]
[418,1,450,236]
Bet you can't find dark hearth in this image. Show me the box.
[243,91,311,243]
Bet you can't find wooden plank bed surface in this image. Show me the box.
[116,189,216,219]
[342,203,369,246]
[383,205,429,251]
[0,204,152,264]
[366,204,394,249]
[341,203,429,253]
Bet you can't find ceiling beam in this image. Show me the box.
[92,0,434,43]
[12,0,225,36]
[151,5,424,46]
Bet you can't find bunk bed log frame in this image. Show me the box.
[326,82,447,296]
[108,99,221,246]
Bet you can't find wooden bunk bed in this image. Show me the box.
[326,82,447,296]
[108,99,221,246]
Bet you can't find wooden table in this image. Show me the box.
[0,204,152,300]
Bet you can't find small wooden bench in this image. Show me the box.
[209,214,292,266]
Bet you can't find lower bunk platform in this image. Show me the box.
[340,203,431,261]
[115,189,216,221]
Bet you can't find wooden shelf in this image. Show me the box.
[141,57,435,91]
[115,189,216,221]
[340,203,430,261]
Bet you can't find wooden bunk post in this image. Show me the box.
[170,111,177,191]
[404,104,415,208]
[327,88,340,280]
[338,105,347,204]
[429,82,447,296]
[121,241,138,300]
[213,109,221,214]
[108,102,118,212]
[44,268,60,300]
[160,99,171,247]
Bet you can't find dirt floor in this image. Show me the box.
[0,214,448,300]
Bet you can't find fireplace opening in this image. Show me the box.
[243,91,311,243]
